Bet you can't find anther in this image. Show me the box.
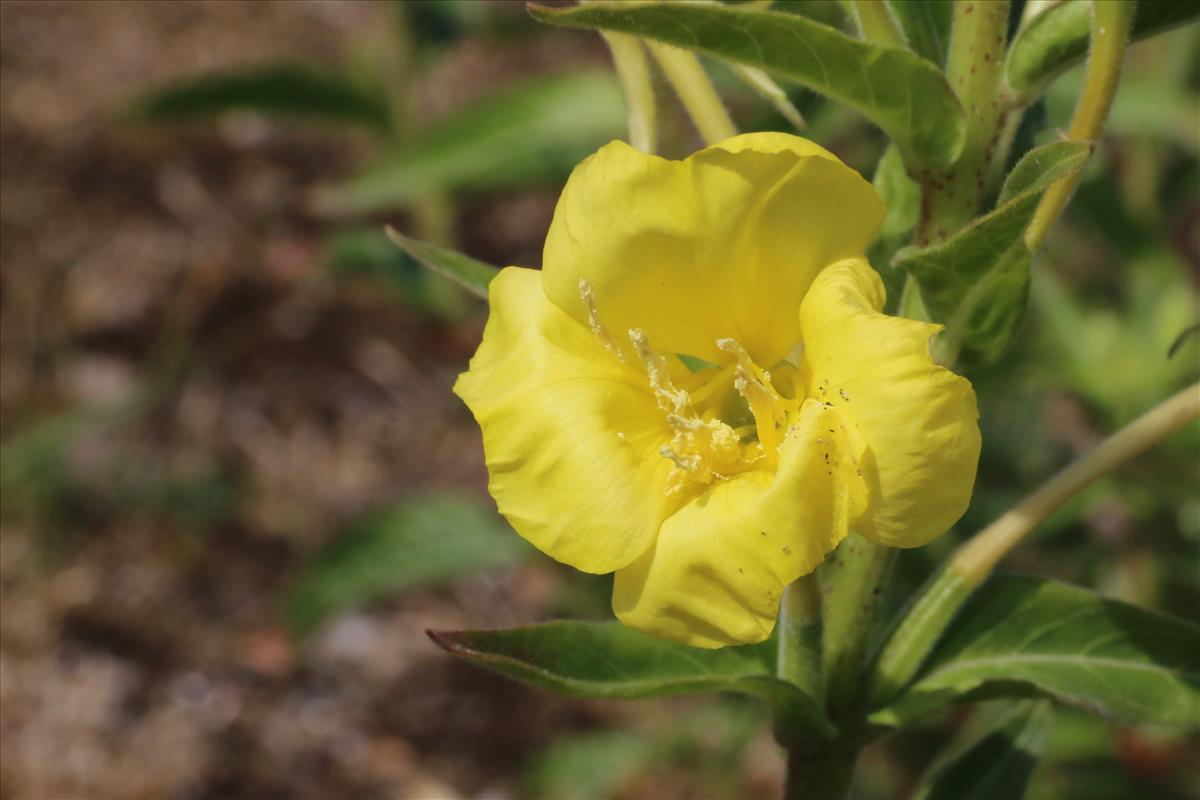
[578,278,624,362]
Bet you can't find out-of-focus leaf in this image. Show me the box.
[287,494,530,635]
[429,621,836,739]
[313,71,624,214]
[912,701,1054,800]
[324,228,468,318]
[872,574,1200,728]
[869,145,920,310]
[129,64,392,131]
[893,140,1091,362]
[522,730,653,800]
[528,2,966,169]
[385,227,498,300]
[1006,0,1200,101]
[887,0,952,66]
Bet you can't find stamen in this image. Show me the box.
[629,328,689,413]
[578,278,624,362]
[718,338,790,459]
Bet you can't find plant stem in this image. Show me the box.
[783,736,860,800]
[870,382,1200,707]
[645,40,738,145]
[916,0,1010,245]
[820,534,896,722]
[852,0,908,48]
[777,573,825,702]
[1025,0,1135,252]
[600,32,658,153]
[953,381,1199,582]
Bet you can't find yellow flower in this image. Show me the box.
[454,133,980,648]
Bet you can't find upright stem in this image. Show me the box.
[820,534,896,722]
[777,573,824,702]
[1025,0,1136,251]
[871,383,1200,707]
[601,32,658,154]
[646,41,738,145]
[784,737,860,800]
[916,0,1010,245]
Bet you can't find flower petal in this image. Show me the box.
[542,133,884,367]
[454,267,674,573]
[799,259,981,548]
[611,399,869,648]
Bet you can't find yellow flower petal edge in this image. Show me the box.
[454,267,675,574]
[541,132,884,368]
[613,399,869,648]
[799,259,982,548]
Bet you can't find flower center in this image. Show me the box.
[579,279,802,497]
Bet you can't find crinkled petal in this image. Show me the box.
[454,267,674,573]
[611,399,869,648]
[542,133,884,367]
[799,259,981,548]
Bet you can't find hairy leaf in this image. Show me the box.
[529,1,965,169]
[893,140,1091,362]
[872,575,1200,727]
[1007,0,1200,101]
[913,702,1054,800]
[385,228,498,300]
[430,621,836,739]
[287,494,529,634]
[313,70,624,214]
[130,63,391,131]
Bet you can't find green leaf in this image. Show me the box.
[429,620,836,740]
[893,140,1091,362]
[887,0,952,67]
[869,145,920,311]
[129,63,391,131]
[522,730,653,800]
[912,702,1054,800]
[1006,0,1200,101]
[313,70,624,214]
[324,228,468,319]
[872,574,1200,728]
[286,493,530,634]
[528,2,966,169]
[385,227,498,300]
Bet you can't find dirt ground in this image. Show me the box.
[1,2,792,798]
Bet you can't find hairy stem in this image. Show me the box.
[777,573,825,702]
[916,0,1011,245]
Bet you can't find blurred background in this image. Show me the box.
[0,2,1196,798]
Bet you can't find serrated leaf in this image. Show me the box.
[912,701,1054,800]
[129,63,392,131]
[429,621,836,739]
[872,575,1200,728]
[893,140,1091,362]
[385,227,498,300]
[887,0,952,67]
[1006,0,1200,101]
[286,493,530,635]
[528,1,965,169]
[313,70,624,214]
